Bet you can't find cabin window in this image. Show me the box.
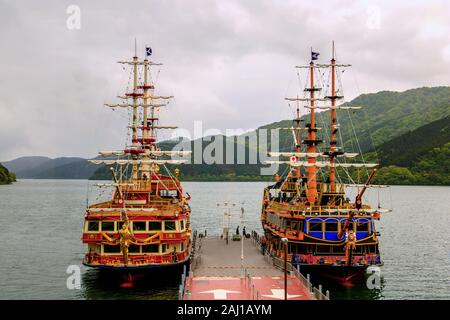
[333,246,344,254]
[356,220,370,232]
[133,221,146,232]
[118,221,126,230]
[162,244,168,252]
[142,244,159,253]
[309,222,323,232]
[128,245,140,254]
[288,243,298,254]
[103,245,121,254]
[317,245,332,254]
[325,222,338,232]
[180,242,184,251]
[164,221,177,231]
[290,221,298,231]
[160,189,178,198]
[87,221,99,232]
[180,220,185,231]
[149,221,162,231]
[101,221,115,232]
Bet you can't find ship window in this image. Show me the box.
[160,189,178,198]
[133,221,146,232]
[101,221,115,232]
[180,220,185,231]
[142,244,159,253]
[87,221,99,232]
[356,220,370,232]
[103,245,121,254]
[164,221,177,231]
[128,245,140,254]
[118,221,126,230]
[333,246,344,254]
[317,245,332,253]
[180,242,184,251]
[325,222,338,232]
[149,221,162,231]
[309,222,323,232]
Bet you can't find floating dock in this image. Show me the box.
[180,232,330,300]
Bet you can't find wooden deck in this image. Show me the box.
[181,234,328,300]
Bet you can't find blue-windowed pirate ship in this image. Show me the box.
[260,43,390,282]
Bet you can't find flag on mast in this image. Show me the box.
[311,51,320,61]
[146,46,152,57]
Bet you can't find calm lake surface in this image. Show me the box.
[0,180,449,299]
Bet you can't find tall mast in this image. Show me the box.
[131,49,139,180]
[294,102,301,178]
[329,41,337,193]
[140,57,151,178]
[306,50,318,204]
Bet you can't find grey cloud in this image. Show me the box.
[0,0,449,160]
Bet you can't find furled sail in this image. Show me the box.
[98,150,191,157]
[264,160,377,168]
[268,152,359,158]
[89,159,188,165]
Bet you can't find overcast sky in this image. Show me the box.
[0,0,449,161]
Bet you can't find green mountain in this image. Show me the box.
[370,116,450,185]
[91,87,450,184]
[5,87,450,185]
[0,163,16,185]
[2,156,99,179]
[258,86,450,153]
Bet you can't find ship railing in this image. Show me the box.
[242,268,261,300]
[179,264,188,300]
[250,232,329,300]
[270,255,329,300]
[120,179,180,191]
[267,201,370,217]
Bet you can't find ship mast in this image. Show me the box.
[329,41,337,193]
[294,102,301,178]
[130,42,141,180]
[140,56,152,179]
[306,49,318,204]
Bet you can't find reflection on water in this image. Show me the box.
[309,273,386,300]
[80,269,180,300]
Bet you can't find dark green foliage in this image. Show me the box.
[0,163,16,185]
[375,116,450,167]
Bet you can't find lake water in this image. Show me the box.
[0,180,449,299]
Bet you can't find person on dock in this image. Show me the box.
[242,227,246,237]
[236,226,239,235]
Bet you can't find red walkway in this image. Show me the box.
[187,275,311,300]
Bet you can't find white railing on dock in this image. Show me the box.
[251,231,330,300]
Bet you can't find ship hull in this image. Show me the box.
[82,258,190,274]
[296,263,369,283]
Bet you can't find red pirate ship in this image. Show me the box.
[82,44,192,273]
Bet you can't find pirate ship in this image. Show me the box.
[82,44,192,272]
[261,43,389,282]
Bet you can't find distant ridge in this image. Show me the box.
[2,156,98,179]
[3,86,450,184]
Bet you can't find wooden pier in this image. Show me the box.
[180,232,330,300]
